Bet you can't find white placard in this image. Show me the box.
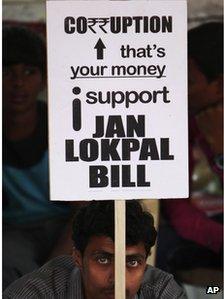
[47,0,188,200]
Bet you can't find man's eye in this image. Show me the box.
[126,260,139,268]
[24,67,38,76]
[97,257,110,264]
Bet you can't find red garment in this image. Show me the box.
[163,117,223,254]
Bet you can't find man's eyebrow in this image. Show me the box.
[126,254,146,260]
[91,251,114,257]
[91,251,146,260]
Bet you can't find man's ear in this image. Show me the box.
[72,247,83,269]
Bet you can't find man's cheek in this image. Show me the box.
[88,265,109,288]
[126,270,144,297]
[82,268,104,299]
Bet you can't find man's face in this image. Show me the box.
[3,63,44,114]
[73,236,147,299]
[188,58,222,114]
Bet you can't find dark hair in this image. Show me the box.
[3,25,46,76]
[72,200,157,256]
[188,22,223,81]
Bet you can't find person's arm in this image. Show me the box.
[162,199,222,253]
[142,266,187,299]
[158,274,187,299]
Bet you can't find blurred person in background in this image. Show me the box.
[157,22,223,278]
[2,26,76,290]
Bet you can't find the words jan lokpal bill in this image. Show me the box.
[47,0,188,200]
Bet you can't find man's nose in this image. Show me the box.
[13,74,25,87]
[108,265,115,285]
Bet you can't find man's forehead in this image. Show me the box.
[85,235,146,257]
[87,236,114,252]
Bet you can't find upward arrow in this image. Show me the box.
[94,38,106,60]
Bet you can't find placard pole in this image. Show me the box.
[115,200,126,299]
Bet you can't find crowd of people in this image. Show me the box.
[2,21,223,298]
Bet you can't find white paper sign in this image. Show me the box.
[47,0,188,200]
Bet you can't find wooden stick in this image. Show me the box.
[115,200,126,299]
